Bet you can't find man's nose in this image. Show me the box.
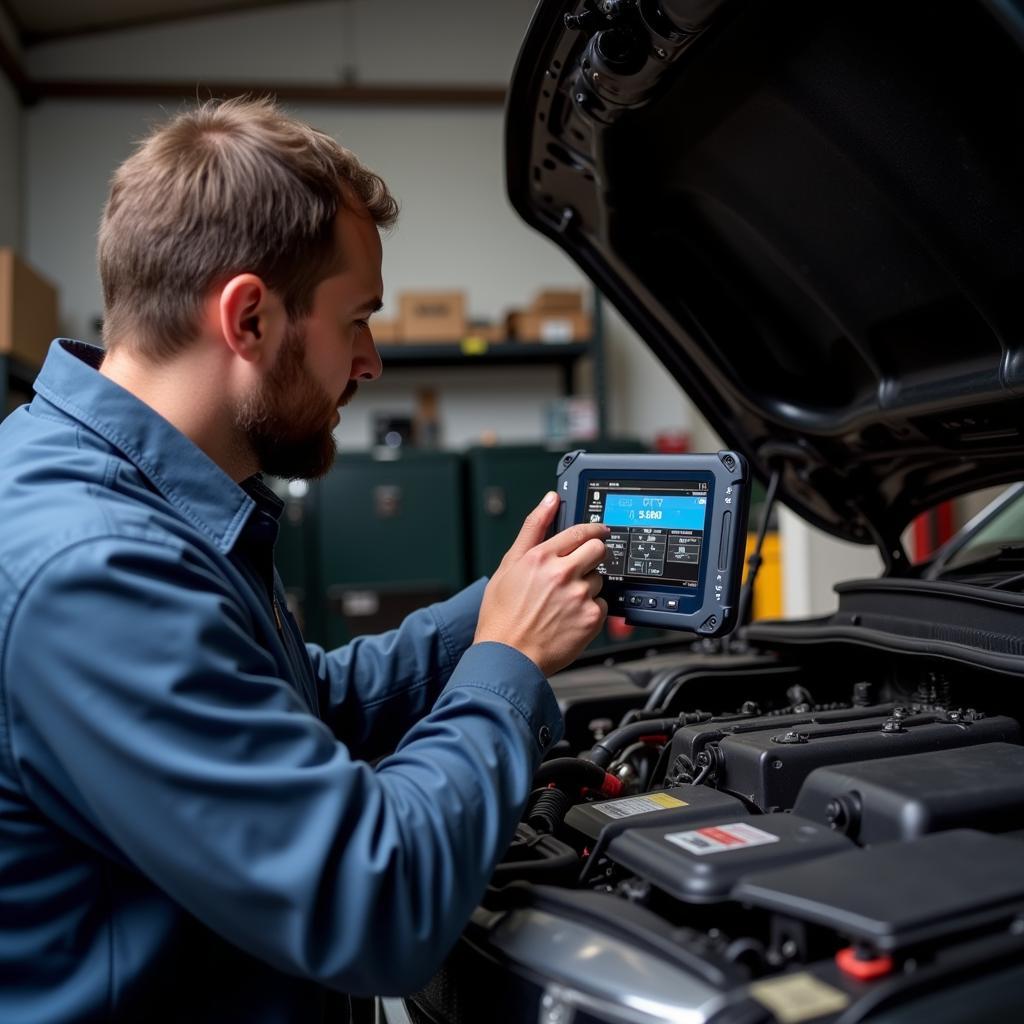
[355,331,383,381]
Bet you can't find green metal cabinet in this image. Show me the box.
[464,445,564,579]
[465,440,650,579]
[270,484,315,636]
[310,451,466,648]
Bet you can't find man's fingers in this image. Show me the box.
[563,535,611,576]
[504,491,560,561]
[584,569,604,599]
[544,521,610,557]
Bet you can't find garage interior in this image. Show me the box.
[0,0,978,642]
[4,4,1024,1023]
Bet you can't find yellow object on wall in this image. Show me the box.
[743,532,782,620]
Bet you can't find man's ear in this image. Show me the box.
[217,274,285,364]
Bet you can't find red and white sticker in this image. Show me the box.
[665,821,780,856]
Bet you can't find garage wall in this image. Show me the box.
[780,507,884,617]
[0,8,22,249]
[19,0,882,601]
[22,0,703,450]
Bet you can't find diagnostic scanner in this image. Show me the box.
[555,450,750,636]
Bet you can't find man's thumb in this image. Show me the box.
[506,491,559,560]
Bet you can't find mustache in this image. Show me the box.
[338,381,359,407]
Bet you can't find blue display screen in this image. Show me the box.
[602,493,707,531]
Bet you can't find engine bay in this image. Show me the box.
[413,644,1024,1023]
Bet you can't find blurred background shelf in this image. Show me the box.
[377,340,591,367]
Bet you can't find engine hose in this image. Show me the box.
[587,718,678,768]
[533,757,623,797]
[526,787,573,834]
[492,836,578,883]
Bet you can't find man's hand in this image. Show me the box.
[475,492,610,677]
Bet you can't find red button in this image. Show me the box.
[836,947,894,980]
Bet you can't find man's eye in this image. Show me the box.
[354,319,369,330]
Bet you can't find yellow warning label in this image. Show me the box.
[748,974,850,1023]
[649,793,687,809]
[595,793,688,820]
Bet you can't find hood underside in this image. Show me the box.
[507,0,1024,565]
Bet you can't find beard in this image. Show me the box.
[235,321,355,481]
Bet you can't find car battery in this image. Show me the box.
[793,742,1024,844]
[313,450,466,647]
[565,784,748,845]
[607,813,853,903]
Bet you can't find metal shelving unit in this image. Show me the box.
[376,288,608,434]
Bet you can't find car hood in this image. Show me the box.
[506,0,1024,567]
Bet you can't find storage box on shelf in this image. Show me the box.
[506,287,592,343]
[1,249,58,419]
[397,290,467,343]
[0,249,58,369]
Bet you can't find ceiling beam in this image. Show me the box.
[0,27,31,101]
[19,0,307,45]
[34,79,506,107]
[0,38,505,108]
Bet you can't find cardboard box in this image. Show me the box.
[465,322,505,344]
[398,290,467,343]
[370,317,399,343]
[508,309,592,344]
[532,288,585,313]
[0,249,58,369]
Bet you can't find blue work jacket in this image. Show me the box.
[0,339,563,1023]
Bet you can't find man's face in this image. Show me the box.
[235,204,384,480]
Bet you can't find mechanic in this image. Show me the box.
[0,97,609,1023]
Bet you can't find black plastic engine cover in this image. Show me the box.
[734,830,1024,952]
[793,742,1024,844]
[668,709,1021,811]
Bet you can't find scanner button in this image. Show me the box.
[628,595,643,606]
[718,511,732,570]
[666,598,679,610]
[645,597,658,609]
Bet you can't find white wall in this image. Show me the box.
[779,507,883,617]
[0,6,22,249]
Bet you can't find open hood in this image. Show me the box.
[506,0,1024,569]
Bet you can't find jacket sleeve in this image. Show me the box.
[305,579,487,760]
[3,539,562,997]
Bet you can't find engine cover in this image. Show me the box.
[667,708,1021,810]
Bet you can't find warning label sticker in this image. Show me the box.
[748,973,850,1023]
[595,793,688,819]
[664,821,780,855]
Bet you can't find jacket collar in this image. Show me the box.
[32,339,263,555]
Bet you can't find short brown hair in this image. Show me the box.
[98,96,398,360]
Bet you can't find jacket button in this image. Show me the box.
[538,725,552,748]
